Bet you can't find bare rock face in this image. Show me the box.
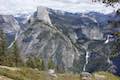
[81,26,103,40]
[16,6,82,72]
[30,6,52,26]
[81,72,92,80]
[37,6,52,24]
[18,17,80,72]
[0,15,20,33]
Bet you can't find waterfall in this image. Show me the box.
[83,51,90,72]
[107,57,112,64]
[104,35,113,64]
[104,35,110,44]
[8,32,18,48]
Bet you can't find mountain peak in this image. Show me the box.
[35,6,52,25]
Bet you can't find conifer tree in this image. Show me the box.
[0,28,7,65]
[10,42,23,67]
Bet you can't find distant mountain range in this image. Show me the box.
[0,0,119,15]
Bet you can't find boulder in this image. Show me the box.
[81,72,92,80]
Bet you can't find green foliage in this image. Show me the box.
[110,32,120,58]
[7,42,23,67]
[26,57,55,70]
[48,59,55,69]
[0,29,8,65]
[26,57,45,70]
[0,28,55,70]
[0,29,6,55]
[0,42,23,67]
[115,32,120,37]
[0,28,23,67]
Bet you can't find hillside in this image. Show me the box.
[0,66,119,80]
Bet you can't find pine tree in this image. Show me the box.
[0,28,6,55]
[26,57,45,70]
[0,28,23,67]
[0,28,7,65]
[48,59,55,69]
[10,42,23,67]
[111,32,120,57]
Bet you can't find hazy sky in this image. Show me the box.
[0,0,119,15]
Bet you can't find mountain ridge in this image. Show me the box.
[0,0,119,15]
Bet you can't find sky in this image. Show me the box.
[0,0,119,15]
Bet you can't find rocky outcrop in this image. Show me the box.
[81,25,103,40]
[30,6,52,26]
[81,72,92,80]
[0,15,20,33]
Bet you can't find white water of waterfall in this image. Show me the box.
[107,57,112,64]
[83,51,90,72]
[104,35,110,44]
[107,57,111,64]
[104,35,113,65]
[8,32,18,48]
